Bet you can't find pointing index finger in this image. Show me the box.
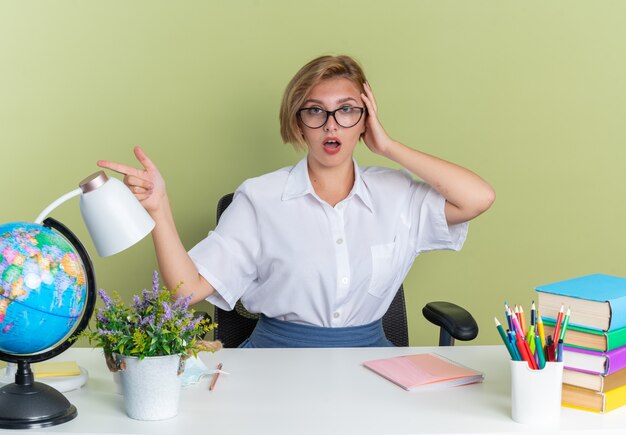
[97,146,157,178]
[97,160,145,178]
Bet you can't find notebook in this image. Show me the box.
[363,353,484,391]
[32,361,81,378]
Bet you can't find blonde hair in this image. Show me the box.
[280,55,368,150]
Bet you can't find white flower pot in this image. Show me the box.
[118,354,184,421]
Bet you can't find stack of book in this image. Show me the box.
[536,273,626,413]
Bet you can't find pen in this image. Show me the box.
[504,301,514,331]
[209,363,223,391]
[508,330,522,361]
[546,335,555,362]
[495,317,518,360]
[557,339,564,363]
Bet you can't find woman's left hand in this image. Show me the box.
[360,82,396,157]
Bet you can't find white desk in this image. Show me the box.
[7,346,626,435]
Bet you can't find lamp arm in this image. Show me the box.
[34,188,83,224]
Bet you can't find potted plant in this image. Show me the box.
[81,271,220,420]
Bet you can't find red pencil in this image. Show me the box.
[515,336,537,369]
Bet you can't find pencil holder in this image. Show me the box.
[510,360,563,425]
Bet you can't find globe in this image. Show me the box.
[0,218,95,429]
[0,222,88,355]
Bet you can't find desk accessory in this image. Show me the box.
[498,299,571,423]
[363,353,483,391]
[510,360,563,424]
[0,171,154,429]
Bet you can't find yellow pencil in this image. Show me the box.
[536,310,546,349]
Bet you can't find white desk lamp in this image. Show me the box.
[0,170,155,393]
[36,171,155,256]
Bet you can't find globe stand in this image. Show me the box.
[1,362,89,393]
[0,360,77,429]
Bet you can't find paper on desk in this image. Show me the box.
[32,361,81,378]
[182,356,229,387]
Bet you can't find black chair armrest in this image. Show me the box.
[422,301,479,346]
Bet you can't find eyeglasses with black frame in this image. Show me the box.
[297,106,366,129]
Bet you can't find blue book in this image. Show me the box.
[536,274,626,332]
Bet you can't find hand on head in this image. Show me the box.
[97,146,167,214]
[360,82,395,157]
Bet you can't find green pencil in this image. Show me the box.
[559,307,571,342]
[534,334,546,369]
[495,317,518,360]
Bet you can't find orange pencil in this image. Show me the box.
[552,304,565,349]
[518,305,527,337]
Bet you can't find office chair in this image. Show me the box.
[213,193,478,348]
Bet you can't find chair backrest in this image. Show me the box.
[213,193,409,347]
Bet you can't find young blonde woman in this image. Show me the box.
[98,55,495,347]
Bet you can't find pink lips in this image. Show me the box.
[323,137,341,155]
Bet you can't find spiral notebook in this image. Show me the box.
[363,353,484,391]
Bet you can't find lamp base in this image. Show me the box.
[0,381,77,429]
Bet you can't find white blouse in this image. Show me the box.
[188,157,468,327]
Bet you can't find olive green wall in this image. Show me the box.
[2,1,625,346]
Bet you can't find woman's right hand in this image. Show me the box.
[97,146,167,215]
